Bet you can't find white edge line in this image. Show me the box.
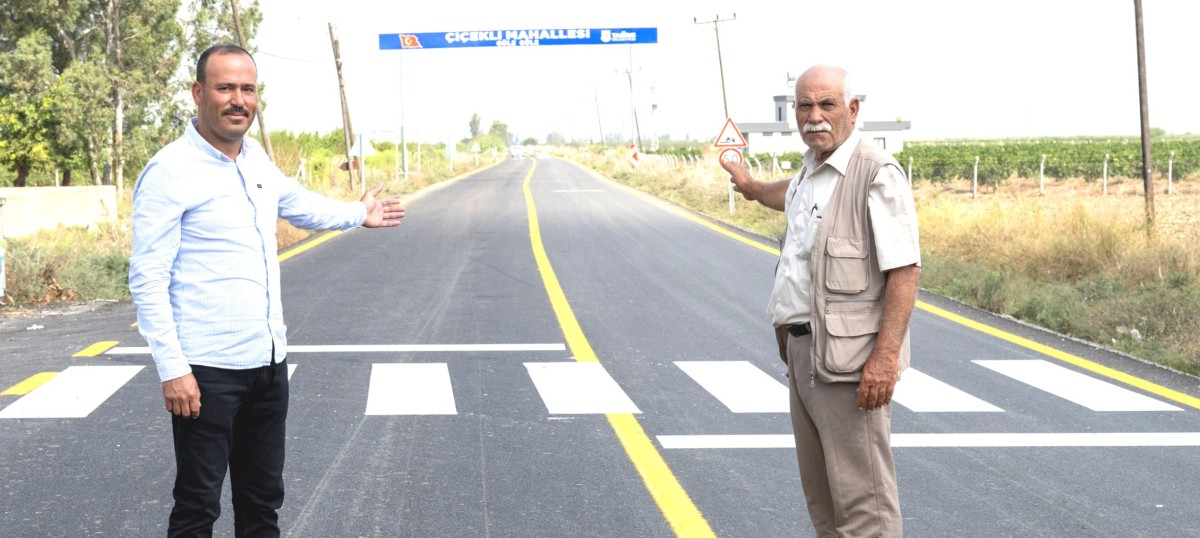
[657,433,1200,449]
[107,343,567,355]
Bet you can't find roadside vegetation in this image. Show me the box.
[571,144,1200,376]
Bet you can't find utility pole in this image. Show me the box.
[329,23,356,190]
[228,0,274,162]
[696,13,737,215]
[593,86,605,145]
[1133,0,1155,228]
[620,47,644,151]
[694,13,736,119]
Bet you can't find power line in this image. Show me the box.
[255,50,328,64]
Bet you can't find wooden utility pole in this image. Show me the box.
[694,14,736,119]
[329,23,356,189]
[1133,0,1155,228]
[593,86,605,145]
[228,0,274,162]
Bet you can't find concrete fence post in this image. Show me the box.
[1168,151,1175,195]
[973,156,979,199]
[1103,153,1110,195]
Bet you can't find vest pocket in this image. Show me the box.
[824,236,869,293]
[821,300,881,374]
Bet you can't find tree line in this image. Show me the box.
[0,0,262,191]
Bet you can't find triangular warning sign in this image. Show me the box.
[712,118,748,148]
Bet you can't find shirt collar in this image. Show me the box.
[185,117,247,162]
[803,129,861,176]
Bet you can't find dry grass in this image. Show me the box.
[916,177,1198,286]
[914,176,1199,373]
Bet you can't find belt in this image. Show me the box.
[787,322,812,336]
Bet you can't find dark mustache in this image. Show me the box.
[223,106,250,116]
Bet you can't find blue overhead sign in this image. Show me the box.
[379,27,657,50]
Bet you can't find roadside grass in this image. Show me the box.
[567,146,1200,375]
[4,200,134,304]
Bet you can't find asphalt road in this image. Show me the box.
[2,156,1199,537]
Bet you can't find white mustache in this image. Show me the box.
[803,122,832,133]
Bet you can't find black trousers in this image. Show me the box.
[168,360,288,538]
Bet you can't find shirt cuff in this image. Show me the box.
[155,358,193,383]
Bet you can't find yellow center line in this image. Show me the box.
[523,161,716,537]
[277,230,343,263]
[913,301,1200,410]
[74,341,119,358]
[2,372,58,396]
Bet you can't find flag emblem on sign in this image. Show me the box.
[400,35,422,49]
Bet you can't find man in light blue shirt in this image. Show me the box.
[128,44,405,537]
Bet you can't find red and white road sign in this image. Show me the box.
[628,144,640,169]
[712,118,748,148]
[719,148,743,165]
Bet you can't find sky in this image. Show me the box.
[251,0,1200,145]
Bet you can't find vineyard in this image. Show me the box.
[894,136,1200,185]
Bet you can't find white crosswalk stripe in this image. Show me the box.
[0,365,143,419]
[975,359,1181,412]
[525,362,641,414]
[364,363,458,415]
[1,356,1186,422]
[893,368,1004,412]
[676,361,788,413]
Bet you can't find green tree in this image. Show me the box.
[0,31,58,186]
[51,59,115,185]
[100,0,184,192]
[469,112,481,139]
[0,0,99,73]
[488,120,509,143]
[182,0,262,57]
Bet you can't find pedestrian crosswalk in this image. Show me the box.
[365,363,458,415]
[0,365,144,419]
[0,358,1184,420]
[676,361,788,413]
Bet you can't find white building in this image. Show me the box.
[735,93,912,157]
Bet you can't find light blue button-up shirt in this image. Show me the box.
[129,119,366,382]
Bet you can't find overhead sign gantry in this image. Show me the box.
[377,26,657,176]
[379,27,657,50]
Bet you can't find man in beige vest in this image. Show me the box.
[722,65,921,537]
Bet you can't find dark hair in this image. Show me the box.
[196,44,254,84]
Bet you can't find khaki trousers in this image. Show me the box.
[787,332,902,537]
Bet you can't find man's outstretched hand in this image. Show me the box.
[722,160,755,200]
[361,184,406,228]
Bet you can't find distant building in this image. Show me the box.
[861,120,913,154]
[735,92,912,157]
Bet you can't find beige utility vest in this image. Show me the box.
[782,140,912,383]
